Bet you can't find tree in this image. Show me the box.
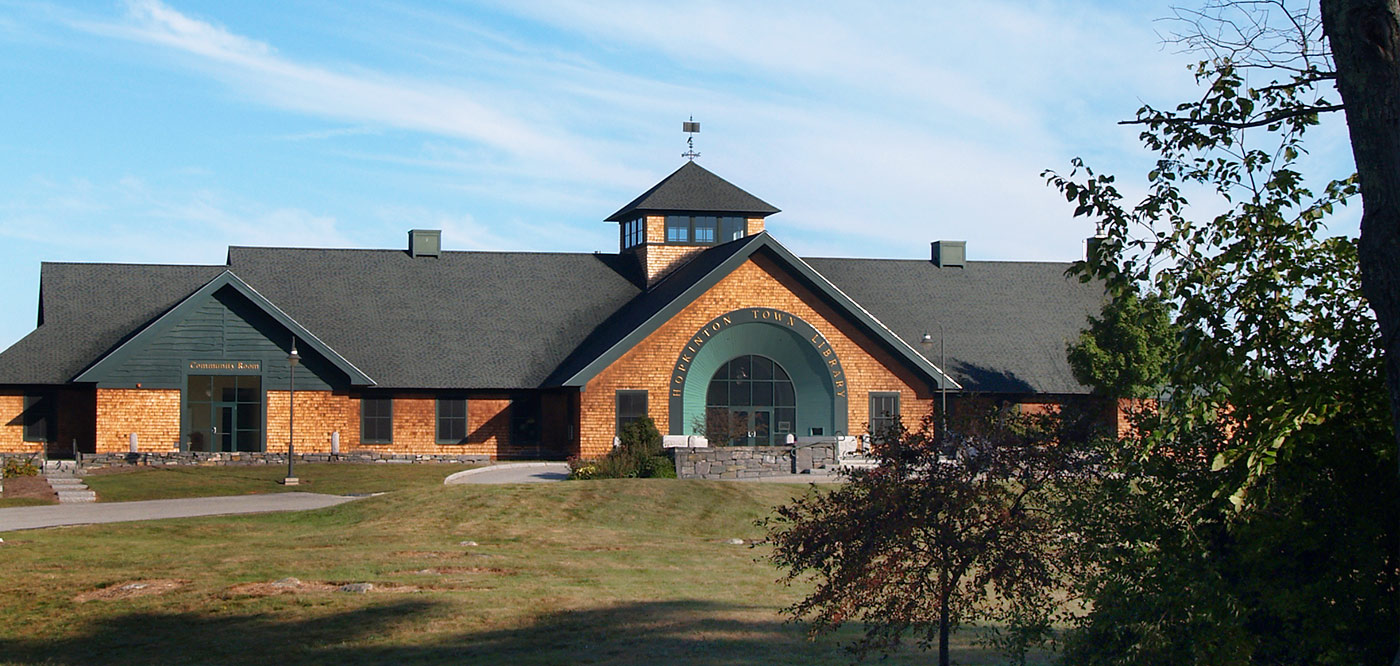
[1053,374,1397,664]
[764,402,1096,665]
[1042,1,1399,661]
[1065,289,1175,399]
[1320,0,1400,469]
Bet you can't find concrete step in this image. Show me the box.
[48,478,86,488]
[56,490,96,503]
[838,456,879,469]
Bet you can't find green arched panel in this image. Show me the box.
[668,309,849,438]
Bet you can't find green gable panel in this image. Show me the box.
[80,284,349,391]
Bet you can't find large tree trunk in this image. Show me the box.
[1318,1,1400,662]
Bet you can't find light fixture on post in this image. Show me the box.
[920,326,948,444]
[283,337,301,486]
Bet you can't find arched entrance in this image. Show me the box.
[668,308,848,441]
[704,355,796,445]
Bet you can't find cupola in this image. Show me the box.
[607,161,779,287]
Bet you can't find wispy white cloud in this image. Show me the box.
[68,0,646,187]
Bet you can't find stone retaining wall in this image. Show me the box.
[672,441,837,479]
[73,450,491,472]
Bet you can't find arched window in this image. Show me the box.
[705,355,796,446]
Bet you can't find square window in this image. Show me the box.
[437,397,468,443]
[666,216,690,243]
[23,394,54,443]
[511,394,541,445]
[361,396,393,444]
[615,390,648,437]
[868,392,901,442]
[694,216,717,243]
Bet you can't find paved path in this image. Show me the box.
[444,462,571,485]
[0,492,357,532]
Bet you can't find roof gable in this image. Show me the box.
[549,233,959,391]
[605,162,780,221]
[74,271,373,385]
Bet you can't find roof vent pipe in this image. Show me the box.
[931,241,966,268]
[409,229,442,258]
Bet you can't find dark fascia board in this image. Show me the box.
[558,232,961,391]
[74,270,375,386]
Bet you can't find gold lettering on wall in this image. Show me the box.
[188,360,261,372]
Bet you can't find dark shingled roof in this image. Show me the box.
[605,162,780,221]
[221,247,644,389]
[807,258,1105,394]
[0,239,1103,395]
[0,263,225,384]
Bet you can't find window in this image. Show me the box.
[622,216,646,249]
[23,394,54,443]
[869,392,901,441]
[361,396,393,444]
[664,215,749,245]
[693,216,717,243]
[665,215,690,242]
[615,390,648,437]
[704,355,796,446]
[437,397,468,444]
[510,394,541,445]
[719,216,747,242]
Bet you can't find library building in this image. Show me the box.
[0,161,1109,463]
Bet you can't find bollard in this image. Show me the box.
[129,433,138,453]
[331,431,341,455]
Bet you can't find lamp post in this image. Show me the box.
[920,325,948,444]
[284,337,301,486]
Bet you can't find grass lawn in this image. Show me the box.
[0,497,55,508]
[83,463,479,502]
[0,479,1051,665]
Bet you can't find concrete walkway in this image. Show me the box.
[0,492,357,532]
[444,462,571,484]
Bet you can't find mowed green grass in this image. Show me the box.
[83,463,479,502]
[0,479,1048,665]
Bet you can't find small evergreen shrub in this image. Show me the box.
[568,416,676,479]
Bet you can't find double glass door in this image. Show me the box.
[186,375,263,452]
[727,409,773,446]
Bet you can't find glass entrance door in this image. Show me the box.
[186,375,263,452]
[750,409,772,446]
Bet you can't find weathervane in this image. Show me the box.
[682,116,700,161]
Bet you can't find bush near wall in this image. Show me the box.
[568,416,676,479]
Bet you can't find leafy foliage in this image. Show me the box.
[1043,20,1369,501]
[568,416,675,480]
[764,401,1099,665]
[1042,2,1398,662]
[2,457,39,478]
[1055,375,1397,664]
[1065,290,1175,399]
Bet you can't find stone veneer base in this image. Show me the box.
[672,442,838,480]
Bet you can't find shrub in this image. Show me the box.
[3,457,39,478]
[569,417,677,480]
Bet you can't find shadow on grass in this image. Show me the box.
[0,598,883,666]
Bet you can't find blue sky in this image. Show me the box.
[0,1,1360,349]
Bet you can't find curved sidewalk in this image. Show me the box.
[0,492,357,532]
[444,462,570,484]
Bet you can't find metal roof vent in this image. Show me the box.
[931,241,965,268]
[409,229,442,258]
